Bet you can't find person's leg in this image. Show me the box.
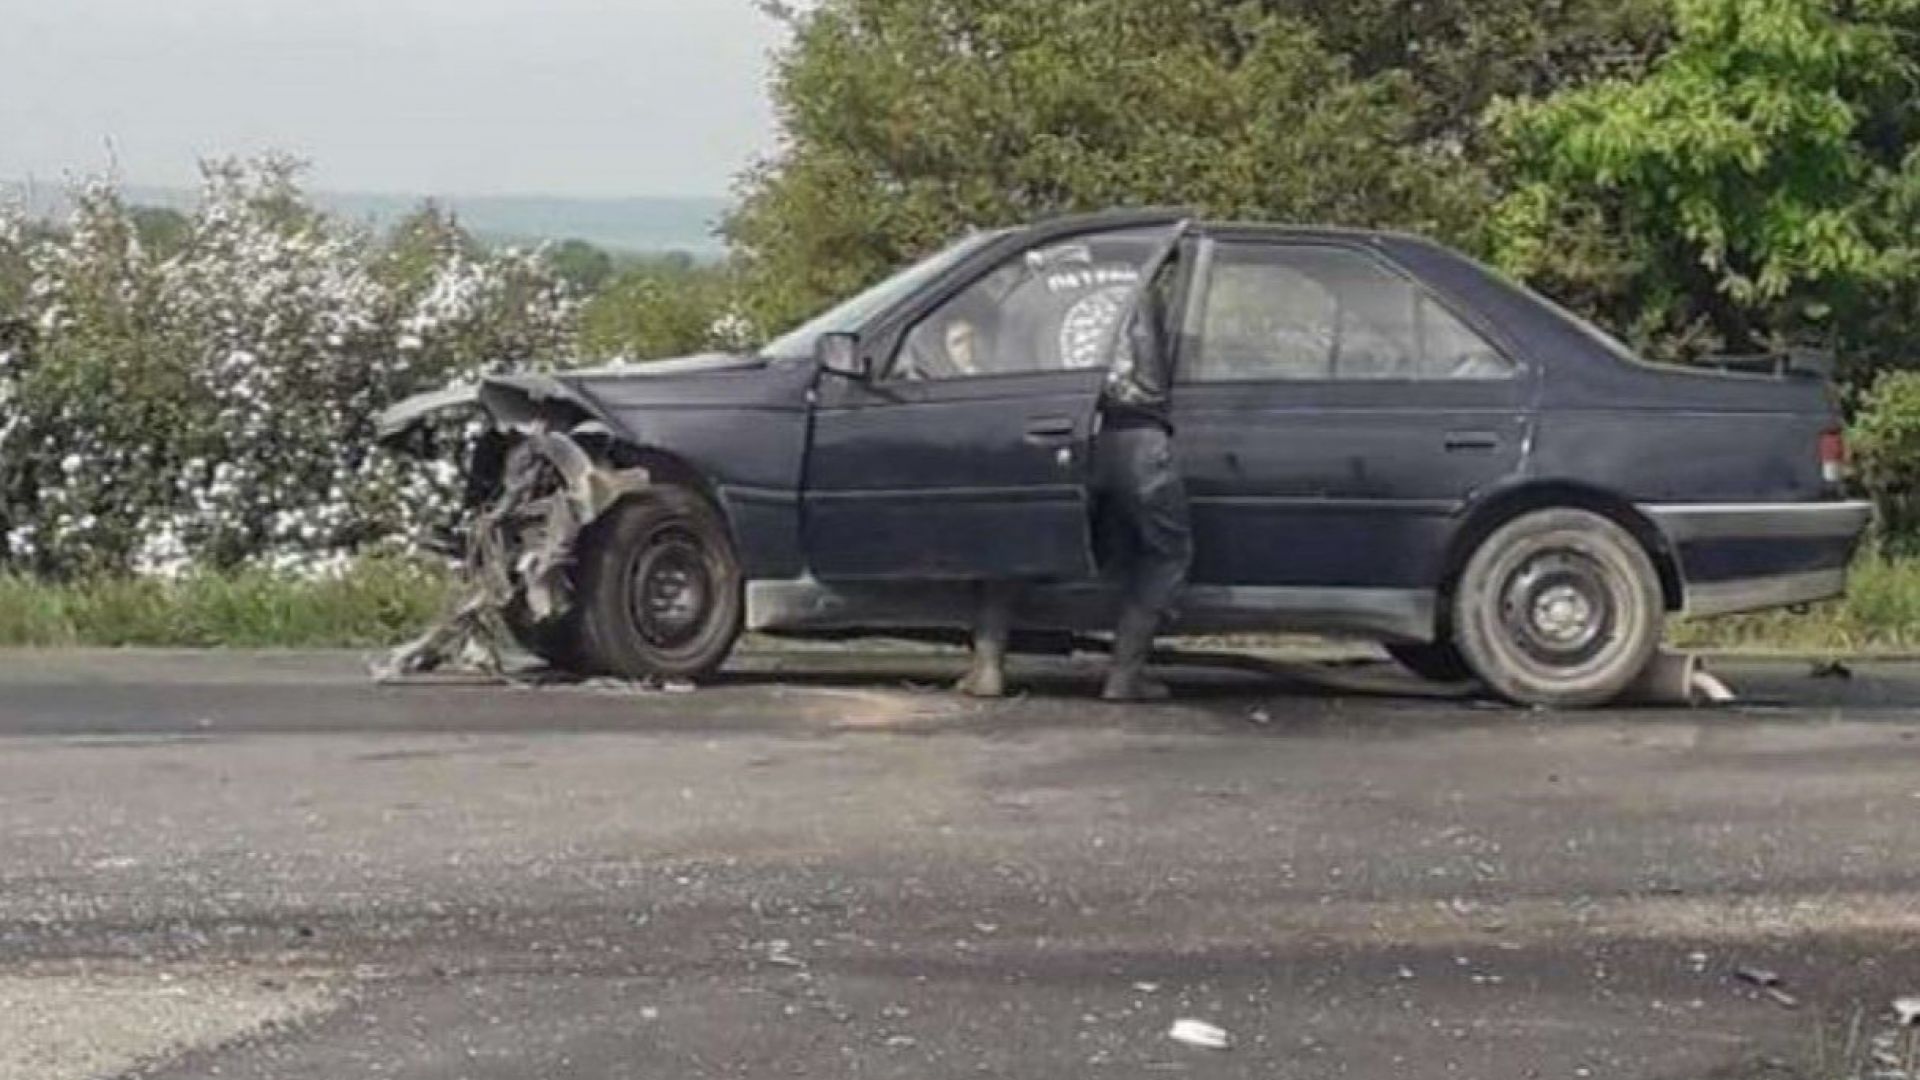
[955,581,1016,698]
[1100,427,1194,702]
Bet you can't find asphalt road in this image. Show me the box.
[2,649,1918,1080]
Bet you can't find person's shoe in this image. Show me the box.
[1101,670,1171,702]
[955,664,1007,699]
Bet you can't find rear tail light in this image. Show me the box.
[1819,429,1849,485]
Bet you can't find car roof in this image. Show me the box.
[1017,209,1428,249]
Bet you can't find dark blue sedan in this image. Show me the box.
[382,210,1871,707]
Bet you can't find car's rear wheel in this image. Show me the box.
[1385,641,1474,683]
[575,485,744,681]
[1452,508,1663,708]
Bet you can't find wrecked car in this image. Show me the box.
[378,209,1871,707]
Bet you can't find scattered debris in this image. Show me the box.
[1735,966,1799,1009]
[1735,966,1781,988]
[581,678,650,695]
[1894,995,1920,1027]
[1692,669,1737,704]
[1133,981,1161,994]
[1246,707,1271,726]
[1168,1019,1231,1051]
[1810,660,1854,680]
[763,940,806,969]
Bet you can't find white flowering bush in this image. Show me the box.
[0,157,577,578]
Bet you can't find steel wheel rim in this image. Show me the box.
[1497,548,1617,670]
[628,528,713,650]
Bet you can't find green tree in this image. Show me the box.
[1491,0,1920,362]
[1266,0,1670,142]
[375,201,481,294]
[579,261,735,361]
[129,206,192,259]
[730,0,1498,335]
[547,238,615,294]
[1853,370,1920,548]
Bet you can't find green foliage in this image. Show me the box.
[579,260,737,361]
[374,200,483,294]
[128,205,192,259]
[731,0,1509,334]
[1267,0,1671,141]
[1492,0,1920,359]
[0,556,451,648]
[1851,369,1920,547]
[547,238,616,293]
[0,159,577,578]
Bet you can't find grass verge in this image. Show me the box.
[1674,553,1920,655]
[0,555,1915,655]
[0,557,452,649]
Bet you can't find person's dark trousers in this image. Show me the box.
[1091,420,1194,700]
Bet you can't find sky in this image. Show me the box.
[0,0,787,199]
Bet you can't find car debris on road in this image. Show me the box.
[1167,1018,1231,1051]
[1734,966,1799,1009]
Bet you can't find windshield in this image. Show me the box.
[761,231,1007,360]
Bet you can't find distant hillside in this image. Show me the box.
[3,181,728,257]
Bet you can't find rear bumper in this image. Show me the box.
[1640,501,1874,617]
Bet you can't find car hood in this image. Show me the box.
[375,352,769,444]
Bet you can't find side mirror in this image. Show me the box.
[816,332,871,380]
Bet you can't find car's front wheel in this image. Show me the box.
[574,485,744,681]
[1451,508,1663,708]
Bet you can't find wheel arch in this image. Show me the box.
[592,440,727,515]
[1441,482,1685,618]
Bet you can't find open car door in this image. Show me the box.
[802,225,1181,581]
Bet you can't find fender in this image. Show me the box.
[376,374,621,448]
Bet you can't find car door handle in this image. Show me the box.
[1445,430,1501,452]
[1024,417,1078,443]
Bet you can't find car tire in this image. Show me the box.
[1385,641,1475,683]
[574,484,744,681]
[1451,508,1663,708]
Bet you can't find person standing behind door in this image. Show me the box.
[953,225,1194,701]
[1087,228,1193,701]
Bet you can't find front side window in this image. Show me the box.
[1184,242,1514,383]
[761,231,1006,362]
[891,230,1163,381]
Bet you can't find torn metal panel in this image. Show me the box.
[373,423,648,681]
[375,383,483,443]
[377,374,623,450]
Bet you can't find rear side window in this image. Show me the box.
[1183,242,1514,383]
